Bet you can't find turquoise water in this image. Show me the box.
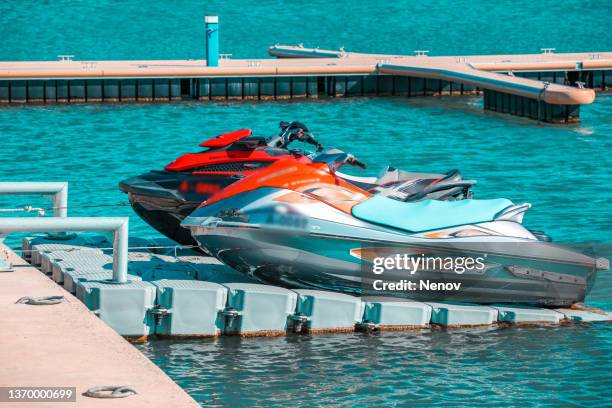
[135,325,612,407]
[1,0,611,60]
[1,1,611,406]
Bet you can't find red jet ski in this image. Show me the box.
[119,121,474,247]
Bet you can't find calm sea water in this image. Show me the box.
[1,1,610,406]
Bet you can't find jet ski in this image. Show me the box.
[182,152,609,307]
[120,121,474,247]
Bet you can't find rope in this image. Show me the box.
[42,202,131,211]
[570,302,608,315]
[0,205,46,215]
[15,295,64,305]
[13,244,199,254]
[83,386,137,399]
[0,202,130,215]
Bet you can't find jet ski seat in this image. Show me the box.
[352,195,514,232]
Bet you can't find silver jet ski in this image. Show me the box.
[183,153,608,307]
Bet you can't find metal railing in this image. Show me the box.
[0,182,68,217]
[0,182,129,283]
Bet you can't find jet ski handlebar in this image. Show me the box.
[346,155,367,169]
[291,130,324,152]
[272,121,323,151]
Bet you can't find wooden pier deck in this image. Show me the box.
[0,46,610,123]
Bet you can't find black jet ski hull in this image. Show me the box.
[125,192,199,247]
[119,170,239,247]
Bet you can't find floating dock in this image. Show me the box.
[0,244,199,407]
[5,234,610,340]
[0,16,610,123]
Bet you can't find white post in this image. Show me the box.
[112,219,129,283]
[53,183,68,217]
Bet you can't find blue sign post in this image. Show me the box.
[205,16,219,67]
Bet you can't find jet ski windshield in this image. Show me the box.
[228,136,269,150]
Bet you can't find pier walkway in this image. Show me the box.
[0,244,199,408]
[13,233,612,339]
[0,46,610,122]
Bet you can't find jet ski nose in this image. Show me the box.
[118,172,183,201]
[118,175,149,193]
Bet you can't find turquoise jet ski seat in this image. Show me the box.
[352,195,514,232]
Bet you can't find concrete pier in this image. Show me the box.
[0,245,199,407]
[0,46,609,123]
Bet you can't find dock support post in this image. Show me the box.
[205,16,219,67]
[113,219,128,283]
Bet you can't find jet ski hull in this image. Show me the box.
[187,221,602,307]
[119,170,239,247]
